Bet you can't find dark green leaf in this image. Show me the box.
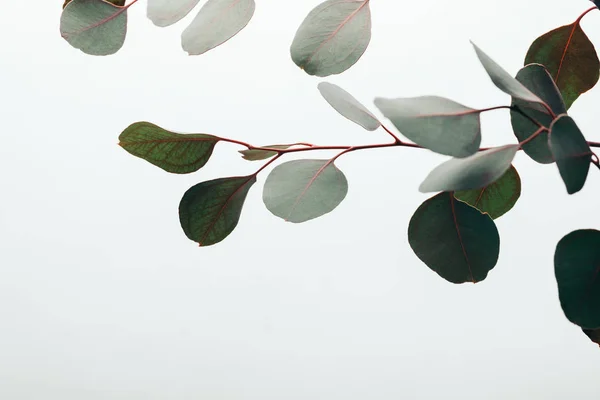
[408,192,500,284]
[290,0,371,77]
[119,122,220,174]
[583,328,600,347]
[454,165,521,219]
[263,159,348,223]
[419,145,519,193]
[179,176,256,246]
[511,64,566,164]
[318,82,380,131]
[554,229,600,329]
[525,21,600,109]
[60,0,128,56]
[549,115,592,194]
[374,96,481,158]
[239,145,292,161]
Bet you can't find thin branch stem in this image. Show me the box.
[576,6,597,25]
[381,124,402,143]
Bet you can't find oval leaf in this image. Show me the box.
[549,115,592,194]
[374,96,481,158]
[525,22,600,110]
[554,229,600,329]
[454,165,521,219]
[318,82,380,131]
[181,0,256,56]
[408,192,500,284]
[60,0,128,56]
[290,0,371,77]
[179,176,256,246]
[119,122,219,174]
[147,0,201,27]
[64,0,124,7]
[419,145,519,193]
[263,159,348,223]
[583,328,600,347]
[239,145,292,161]
[511,64,567,164]
[471,42,545,104]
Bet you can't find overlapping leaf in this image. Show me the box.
[290,0,372,77]
[239,145,292,161]
[374,96,481,158]
[419,145,519,193]
[408,192,500,284]
[318,82,380,131]
[147,0,201,27]
[555,229,600,329]
[263,159,348,223]
[60,0,128,56]
[119,122,220,174]
[525,21,600,109]
[549,115,592,194]
[454,165,521,219]
[510,64,566,164]
[179,176,256,246]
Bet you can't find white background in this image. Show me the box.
[1,0,600,398]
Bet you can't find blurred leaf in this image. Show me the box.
[290,0,371,77]
[60,0,128,56]
[239,145,292,161]
[374,96,481,158]
[318,82,380,131]
[419,145,519,193]
[525,21,599,109]
[549,115,592,194]
[119,122,219,174]
[181,0,255,56]
[263,159,348,223]
[555,229,600,329]
[454,165,521,219]
[147,0,201,27]
[408,192,500,284]
[583,328,600,347]
[63,0,124,7]
[179,176,256,246]
[511,64,566,164]
[471,42,545,104]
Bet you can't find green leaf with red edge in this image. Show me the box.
[511,64,566,164]
[119,122,220,174]
[263,159,348,223]
[583,328,600,347]
[60,0,128,56]
[525,20,600,109]
[555,229,600,329]
[179,176,256,247]
[549,115,592,194]
[408,192,500,284]
[454,165,521,220]
[239,145,293,161]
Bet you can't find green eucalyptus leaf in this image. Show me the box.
[511,64,566,164]
[454,165,521,219]
[408,192,500,284]
[119,122,220,174]
[374,96,481,158]
[179,176,256,246]
[181,0,256,56]
[525,21,600,110]
[147,0,201,27]
[583,328,600,347]
[263,159,348,223]
[549,115,592,194]
[290,0,371,77]
[419,145,519,193]
[555,229,600,329]
[318,82,380,131]
[63,0,124,7]
[239,145,292,161]
[60,0,128,56]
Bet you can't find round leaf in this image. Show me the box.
[374,96,481,158]
[554,229,600,329]
[119,122,220,174]
[60,0,128,56]
[290,0,371,77]
[147,0,201,27]
[318,82,380,131]
[419,145,519,193]
[263,159,348,223]
[181,0,256,56]
[454,165,521,219]
[179,176,256,246]
[408,192,500,284]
